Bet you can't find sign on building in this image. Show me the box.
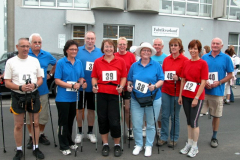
[152,26,179,37]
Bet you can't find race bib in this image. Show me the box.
[86,61,94,71]
[66,81,77,92]
[41,68,45,78]
[165,71,176,80]
[135,80,149,94]
[102,71,117,81]
[208,72,218,84]
[19,72,32,84]
[183,81,197,92]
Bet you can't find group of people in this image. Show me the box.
[4,30,234,159]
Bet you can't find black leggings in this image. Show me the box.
[182,96,203,128]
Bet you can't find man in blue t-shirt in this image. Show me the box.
[151,38,167,66]
[202,37,234,148]
[75,31,103,144]
[26,33,57,149]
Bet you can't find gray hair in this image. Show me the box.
[153,38,164,45]
[212,37,223,45]
[18,38,29,45]
[29,33,43,43]
[85,31,96,37]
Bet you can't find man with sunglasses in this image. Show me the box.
[26,33,57,149]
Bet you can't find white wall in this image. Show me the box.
[0,0,5,55]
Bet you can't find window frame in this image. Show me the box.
[72,25,87,46]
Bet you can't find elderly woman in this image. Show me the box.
[114,37,136,139]
[178,40,208,157]
[159,38,188,147]
[127,42,164,157]
[91,39,127,157]
[55,40,87,155]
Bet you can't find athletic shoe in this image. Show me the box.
[27,136,33,149]
[132,145,142,155]
[128,129,134,140]
[168,141,177,148]
[144,146,152,157]
[200,113,204,117]
[87,133,97,143]
[187,147,199,158]
[142,126,146,138]
[157,139,167,146]
[75,134,83,143]
[39,134,50,145]
[69,144,78,150]
[60,149,71,155]
[180,142,191,154]
[114,145,122,157]
[210,138,218,148]
[13,150,23,160]
[157,128,161,136]
[102,145,110,157]
[33,148,45,159]
[224,101,230,105]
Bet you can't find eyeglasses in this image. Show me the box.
[141,49,151,53]
[86,38,95,41]
[170,44,179,47]
[19,45,30,48]
[68,49,78,51]
[33,41,42,44]
[118,44,127,46]
[104,46,114,49]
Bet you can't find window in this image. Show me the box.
[23,0,89,9]
[159,0,212,17]
[228,33,240,56]
[72,26,86,46]
[226,0,240,20]
[103,25,134,51]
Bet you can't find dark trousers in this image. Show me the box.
[56,102,76,150]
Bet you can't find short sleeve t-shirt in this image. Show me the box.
[151,53,167,66]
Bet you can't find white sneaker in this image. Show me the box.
[132,145,142,155]
[205,112,209,115]
[200,114,203,117]
[128,129,134,140]
[187,147,199,158]
[60,149,71,155]
[87,133,97,143]
[180,142,191,155]
[75,134,82,143]
[69,144,78,150]
[144,146,152,157]
[142,127,146,138]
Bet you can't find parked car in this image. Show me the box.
[0,52,64,96]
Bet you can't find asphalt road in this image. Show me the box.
[0,95,239,160]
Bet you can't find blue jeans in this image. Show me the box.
[131,97,161,147]
[161,92,181,141]
[230,87,234,102]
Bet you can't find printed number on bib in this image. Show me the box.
[135,80,148,94]
[66,81,77,92]
[165,71,176,80]
[208,72,218,84]
[183,81,197,92]
[102,71,117,81]
[19,73,32,84]
[86,61,94,71]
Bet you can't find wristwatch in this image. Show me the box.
[219,80,222,85]
[154,84,157,90]
[34,83,39,89]
[120,86,124,89]
[194,97,199,100]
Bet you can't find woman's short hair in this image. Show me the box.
[169,38,184,54]
[225,48,235,57]
[204,45,210,53]
[101,39,116,53]
[188,40,202,54]
[117,37,128,44]
[63,40,78,57]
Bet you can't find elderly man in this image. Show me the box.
[5,38,44,159]
[75,31,103,143]
[202,37,234,148]
[26,33,57,149]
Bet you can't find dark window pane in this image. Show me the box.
[103,25,118,38]
[73,26,85,38]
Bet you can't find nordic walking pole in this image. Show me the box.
[173,80,176,150]
[117,85,124,152]
[0,70,6,153]
[123,98,126,144]
[94,84,98,152]
[128,83,132,149]
[48,96,57,147]
[81,81,86,152]
[75,82,80,157]
[23,79,29,160]
[149,83,159,154]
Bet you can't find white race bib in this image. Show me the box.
[102,71,117,81]
[19,72,32,84]
[41,68,45,78]
[165,71,176,80]
[183,81,197,92]
[86,61,94,71]
[66,81,77,92]
[208,72,218,84]
[135,80,149,94]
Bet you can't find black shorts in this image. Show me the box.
[10,90,41,114]
[122,91,131,100]
[182,96,203,128]
[78,91,95,110]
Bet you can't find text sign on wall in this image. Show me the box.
[152,26,179,37]
[58,34,66,49]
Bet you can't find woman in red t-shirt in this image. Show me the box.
[178,40,208,157]
[91,39,127,157]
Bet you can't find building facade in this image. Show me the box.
[9,0,240,57]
